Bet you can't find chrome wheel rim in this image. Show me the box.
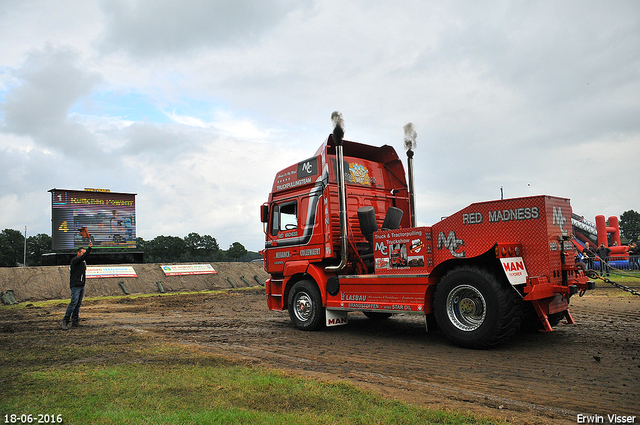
[293,292,313,322]
[446,284,486,331]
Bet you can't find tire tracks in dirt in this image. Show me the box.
[81,290,640,424]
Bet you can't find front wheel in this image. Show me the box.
[434,266,522,349]
[288,280,325,330]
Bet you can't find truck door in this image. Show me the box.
[265,199,299,274]
[266,192,324,273]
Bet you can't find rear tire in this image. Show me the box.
[288,280,325,330]
[434,266,522,349]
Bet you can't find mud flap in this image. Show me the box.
[499,257,528,286]
[326,309,348,327]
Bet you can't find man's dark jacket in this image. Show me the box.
[70,247,92,288]
[583,246,595,258]
[596,245,611,260]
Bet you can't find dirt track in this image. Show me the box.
[3,286,640,424]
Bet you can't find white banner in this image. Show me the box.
[161,264,217,276]
[86,266,138,279]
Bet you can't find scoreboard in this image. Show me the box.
[50,188,136,250]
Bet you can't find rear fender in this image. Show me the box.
[429,248,517,311]
[431,246,503,284]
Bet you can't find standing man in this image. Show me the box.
[583,242,595,270]
[596,242,611,277]
[628,242,639,271]
[60,241,93,330]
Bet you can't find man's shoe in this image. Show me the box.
[71,320,84,328]
[60,320,70,331]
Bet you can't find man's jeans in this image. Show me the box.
[63,286,85,322]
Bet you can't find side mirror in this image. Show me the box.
[260,204,269,223]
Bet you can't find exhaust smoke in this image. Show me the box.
[331,111,345,141]
[331,111,344,131]
[403,123,417,226]
[403,123,417,151]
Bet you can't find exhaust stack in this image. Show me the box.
[326,111,348,273]
[403,123,417,227]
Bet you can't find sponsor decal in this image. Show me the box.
[348,303,380,309]
[373,228,430,272]
[500,257,527,285]
[392,304,414,311]
[341,293,367,301]
[410,238,424,253]
[300,248,321,256]
[328,316,347,325]
[326,309,348,327]
[324,197,330,226]
[347,162,375,186]
[275,251,291,258]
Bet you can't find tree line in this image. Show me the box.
[2,209,639,267]
[0,230,51,267]
[0,229,260,267]
[619,210,640,243]
[137,233,259,263]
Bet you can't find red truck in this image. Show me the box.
[260,113,594,348]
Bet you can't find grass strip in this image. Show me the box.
[1,346,503,425]
[1,307,505,425]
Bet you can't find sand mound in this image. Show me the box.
[0,262,268,303]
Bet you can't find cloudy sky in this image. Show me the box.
[1,0,639,252]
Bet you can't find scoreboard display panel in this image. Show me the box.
[50,188,136,250]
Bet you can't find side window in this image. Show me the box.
[270,204,280,236]
[279,202,298,231]
[270,201,298,236]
